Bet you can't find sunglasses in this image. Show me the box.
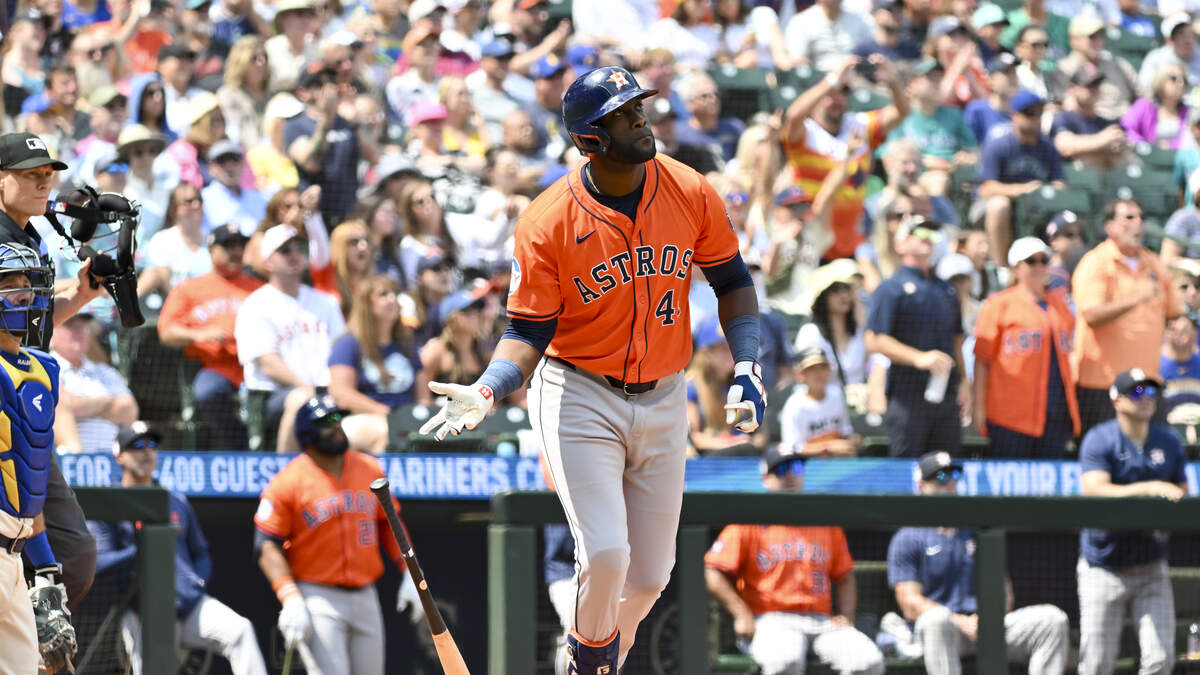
[1023,255,1050,266]
[930,468,962,484]
[1124,384,1158,401]
[770,457,806,477]
[911,227,942,243]
[127,439,158,451]
[725,191,749,206]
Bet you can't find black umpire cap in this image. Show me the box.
[0,133,69,171]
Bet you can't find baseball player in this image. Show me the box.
[88,421,268,675]
[254,395,422,675]
[1077,369,1187,675]
[705,446,884,675]
[420,65,765,674]
[0,241,76,673]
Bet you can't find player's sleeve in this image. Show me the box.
[704,524,748,576]
[87,520,138,574]
[886,529,922,587]
[691,178,740,268]
[1078,427,1112,475]
[254,475,293,540]
[828,527,854,582]
[972,295,1002,365]
[234,294,275,363]
[180,497,212,582]
[506,214,563,321]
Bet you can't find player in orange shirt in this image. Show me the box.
[158,223,263,450]
[705,446,884,675]
[253,395,421,675]
[781,55,909,260]
[419,66,765,674]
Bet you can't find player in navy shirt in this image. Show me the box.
[1077,369,1187,675]
[887,452,1069,674]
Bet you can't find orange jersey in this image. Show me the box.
[158,271,263,387]
[973,285,1080,437]
[507,155,739,383]
[781,111,887,260]
[705,524,853,616]
[254,451,402,588]
[1070,240,1180,389]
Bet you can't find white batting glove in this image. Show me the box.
[277,595,312,648]
[725,361,767,433]
[396,574,425,623]
[419,382,495,441]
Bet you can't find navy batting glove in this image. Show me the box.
[725,361,766,433]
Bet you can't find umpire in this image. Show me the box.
[0,132,106,605]
[1077,369,1186,675]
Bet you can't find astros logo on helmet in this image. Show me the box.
[562,66,658,155]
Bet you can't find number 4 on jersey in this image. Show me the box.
[655,289,677,326]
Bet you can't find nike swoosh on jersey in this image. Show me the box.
[576,230,597,244]
[925,545,942,556]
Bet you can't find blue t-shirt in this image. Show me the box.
[283,113,360,224]
[62,0,111,29]
[979,126,1064,185]
[327,333,420,408]
[1079,419,1187,569]
[674,117,746,162]
[852,38,921,63]
[887,527,978,615]
[1162,352,1200,381]
[963,99,1010,145]
[1049,110,1114,138]
[866,266,962,399]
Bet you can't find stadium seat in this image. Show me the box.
[1063,162,1103,199]
[1014,186,1093,239]
[772,65,826,110]
[1104,27,1157,70]
[707,65,775,122]
[545,0,571,20]
[949,164,982,225]
[846,88,890,112]
[1132,141,1176,172]
[389,404,490,453]
[1105,165,1176,219]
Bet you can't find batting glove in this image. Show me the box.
[277,595,312,648]
[725,361,766,433]
[420,382,495,441]
[29,565,76,674]
[396,574,426,623]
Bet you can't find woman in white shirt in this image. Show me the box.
[137,183,213,299]
[794,260,869,386]
[644,0,721,70]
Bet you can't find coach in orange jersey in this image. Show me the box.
[253,395,421,675]
[973,237,1080,459]
[418,65,765,675]
[705,446,884,675]
[781,54,909,260]
[1071,199,1181,436]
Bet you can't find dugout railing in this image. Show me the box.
[74,486,176,674]
[489,491,1200,675]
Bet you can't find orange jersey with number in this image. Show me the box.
[705,524,853,616]
[507,155,740,383]
[254,451,402,587]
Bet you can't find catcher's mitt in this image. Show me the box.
[30,566,77,673]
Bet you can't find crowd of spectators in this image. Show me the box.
[3,0,1200,459]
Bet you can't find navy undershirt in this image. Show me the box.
[583,167,645,223]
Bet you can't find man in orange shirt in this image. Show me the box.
[781,55,909,260]
[974,237,1080,458]
[705,445,884,675]
[1071,199,1181,435]
[158,223,262,450]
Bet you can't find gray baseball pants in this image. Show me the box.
[294,582,385,675]
[122,593,268,675]
[748,612,885,675]
[915,603,1069,675]
[530,358,688,668]
[1077,557,1175,675]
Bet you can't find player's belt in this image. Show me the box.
[549,357,658,395]
[0,532,28,555]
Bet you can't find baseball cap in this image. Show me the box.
[481,37,516,59]
[893,216,942,247]
[327,30,362,48]
[1162,12,1191,39]
[375,153,423,185]
[117,124,168,157]
[929,15,965,39]
[88,85,126,109]
[416,251,449,274]
[158,43,198,61]
[264,93,305,121]
[297,62,337,89]
[1170,257,1200,279]
[0,133,68,171]
[208,222,249,248]
[1068,14,1105,37]
[113,421,163,456]
[1109,368,1162,400]
[530,54,567,80]
[760,445,805,476]
[693,316,725,350]
[1070,64,1105,87]
[273,0,315,32]
[986,52,1018,75]
[261,224,305,258]
[796,345,830,370]
[918,451,963,482]
[407,0,442,23]
[1010,89,1046,114]
[913,58,945,78]
[566,44,600,77]
[187,91,221,126]
[1007,236,1051,267]
[936,252,974,280]
[93,149,129,176]
[1045,210,1080,239]
[774,185,813,207]
[409,101,448,126]
[438,289,485,317]
[972,3,1007,29]
[207,139,244,162]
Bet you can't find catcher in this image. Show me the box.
[0,242,77,673]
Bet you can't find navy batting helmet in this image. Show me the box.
[562,66,658,155]
[294,394,348,447]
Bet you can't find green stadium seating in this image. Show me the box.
[1105,165,1176,219]
[389,404,489,453]
[846,88,890,112]
[1132,141,1176,172]
[1104,27,1158,71]
[1064,162,1104,198]
[1014,186,1093,239]
[545,0,571,19]
[949,164,982,225]
[707,65,775,121]
[773,66,825,110]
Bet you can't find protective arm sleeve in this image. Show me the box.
[501,316,558,353]
[701,253,755,297]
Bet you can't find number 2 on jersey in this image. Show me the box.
[655,289,676,326]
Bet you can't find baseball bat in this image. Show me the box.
[369,478,470,675]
